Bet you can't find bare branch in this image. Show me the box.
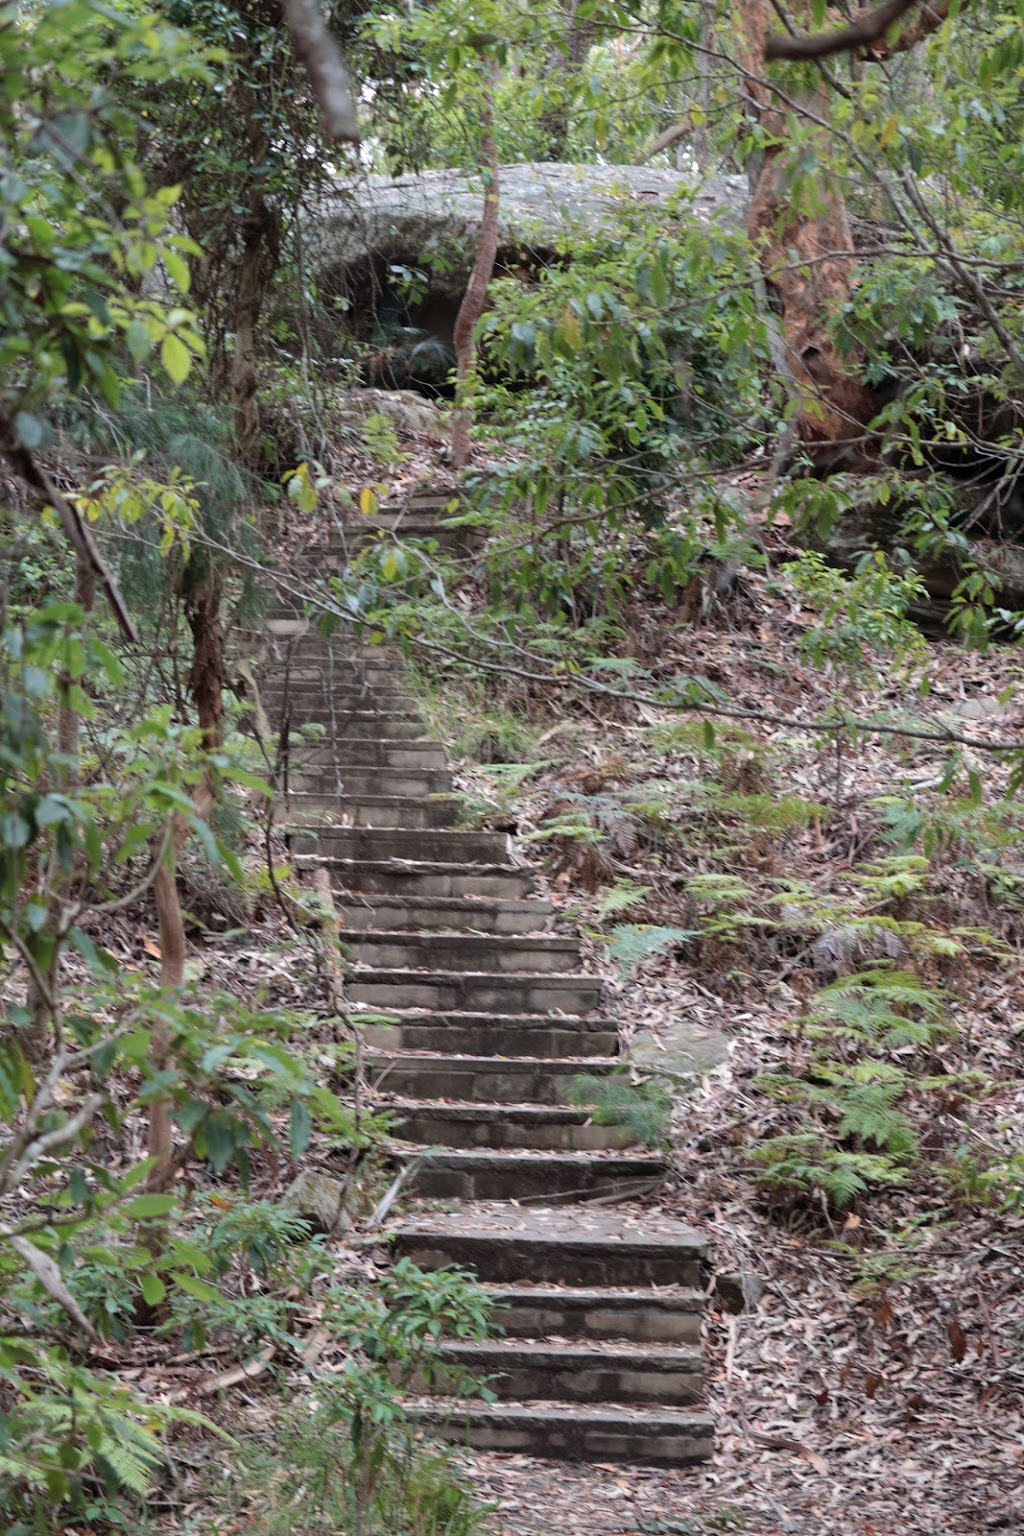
[281,0,360,143]
[765,0,956,62]
[1,1225,100,1342]
[0,408,137,643]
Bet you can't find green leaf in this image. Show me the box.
[125,1193,177,1220]
[125,319,152,362]
[168,1271,222,1302]
[14,410,45,450]
[160,332,191,385]
[140,1274,166,1307]
[289,1097,312,1160]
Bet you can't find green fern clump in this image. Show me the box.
[800,969,951,1051]
[749,1133,907,1210]
[567,1070,674,1149]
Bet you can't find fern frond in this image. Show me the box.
[606,924,697,978]
[595,880,652,920]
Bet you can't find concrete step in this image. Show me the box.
[388,1099,636,1152]
[279,796,461,830]
[482,1284,702,1344]
[394,1147,666,1202]
[280,712,426,739]
[337,893,551,935]
[290,726,438,758]
[284,740,448,771]
[349,968,603,1015]
[291,826,512,864]
[263,684,408,707]
[391,1207,706,1288]
[348,931,580,975]
[425,1339,703,1407]
[301,857,536,901]
[364,1052,615,1103]
[403,1400,713,1466]
[281,769,455,801]
[358,1009,618,1057]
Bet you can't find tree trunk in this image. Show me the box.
[230,196,279,454]
[736,2,878,471]
[451,66,500,471]
[185,563,226,811]
[147,569,224,1191]
[148,853,185,1190]
[537,1,596,160]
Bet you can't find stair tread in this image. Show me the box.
[382,1098,600,1120]
[393,1202,700,1245]
[389,1144,664,1164]
[439,1338,702,1364]
[365,1051,618,1066]
[355,1005,618,1025]
[479,1282,702,1304]
[404,1397,712,1428]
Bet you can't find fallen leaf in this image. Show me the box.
[948,1316,967,1363]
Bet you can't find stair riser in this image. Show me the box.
[285,773,454,799]
[403,1159,662,1204]
[393,1234,699,1289]
[292,528,470,554]
[265,691,409,713]
[403,1408,713,1466]
[284,718,427,740]
[286,745,447,771]
[360,1022,617,1057]
[392,1112,633,1153]
[493,1294,701,1345]
[329,867,536,900]
[418,1358,701,1408]
[277,800,460,829]
[348,938,580,974]
[264,662,398,686]
[338,899,549,935]
[289,723,433,752]
[365,1061,612,1104]
[350,977,602,1014]
[292,828,512,862]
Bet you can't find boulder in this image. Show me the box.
[281,1167,352,1236]
[307,163,749,343]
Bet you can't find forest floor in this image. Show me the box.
[357,438,1024,1535]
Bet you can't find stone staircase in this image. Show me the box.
[261,495,714,1466]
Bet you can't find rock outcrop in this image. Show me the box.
[308,163,749,342]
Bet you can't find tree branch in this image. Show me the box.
[0,408,137,643]
[281,0,360,143]
[765,0,954,62]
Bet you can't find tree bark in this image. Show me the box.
[736,2,879,470]
[537,1,596,160]
[280,0,360,142]
[737,0,968,471]
[451,65,500,471]
[230,194,280,454]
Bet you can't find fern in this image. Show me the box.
[606,924,697,978]
[802,968,950,1050]
[749,1133,907,1210]
[567,1071,673,1149]
[595,879,652,920]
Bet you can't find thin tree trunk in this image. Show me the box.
[148,853,185,1189]
[452,65,500,471]
[147,576,223,1190]
[537,1,595,160]
[230,201,279,453]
